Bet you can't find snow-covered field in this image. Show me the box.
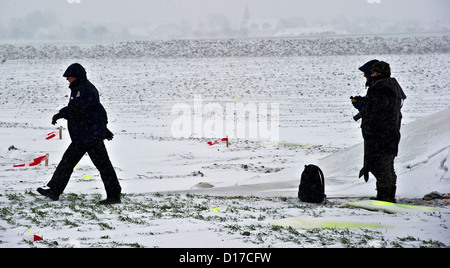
[0,36,449,248]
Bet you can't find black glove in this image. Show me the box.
[105,128,114,141]
[52,114,61,125]
[350,96,367,111]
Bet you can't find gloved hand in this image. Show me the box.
[350,96,367,111]
[105,128,114,141]
[52,114,61,125]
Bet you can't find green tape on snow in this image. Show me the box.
[340,200,438,214]
[259,142,308,147]
[278,142,308,146]
[369,200,436,210]
[209,206,230,212]
[269,217,395,229]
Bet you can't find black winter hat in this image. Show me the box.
[359,59,379,87]
[63,63,87,80]
[359,59,379,78]
[371,61,391,76]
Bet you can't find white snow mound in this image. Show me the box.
[320,107,450,198]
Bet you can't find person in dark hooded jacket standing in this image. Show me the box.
[353,61,406,202]
[37,63,121,205]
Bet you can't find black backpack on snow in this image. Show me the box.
[298,164,326,203]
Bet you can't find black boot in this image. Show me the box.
[376,186,396,203]
[388,185,397,203]
[98,197,121,205]
[37,187,59,201]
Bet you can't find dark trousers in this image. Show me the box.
[370,154,397,202]
[47,141,121,199]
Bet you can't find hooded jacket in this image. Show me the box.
[359,59,379,87]
[360,75,406,157]
[59,64,107,143]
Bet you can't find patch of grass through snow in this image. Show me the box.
[0,191,447,248]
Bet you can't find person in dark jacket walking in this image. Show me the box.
[37,63,121,205]
[353,61,406,202]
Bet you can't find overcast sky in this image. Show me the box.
[0,0,449,40]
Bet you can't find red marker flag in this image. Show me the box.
[33,131,58,141]
[208,137,229,146]
[14,155,48,168]
[46,131,57,140]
